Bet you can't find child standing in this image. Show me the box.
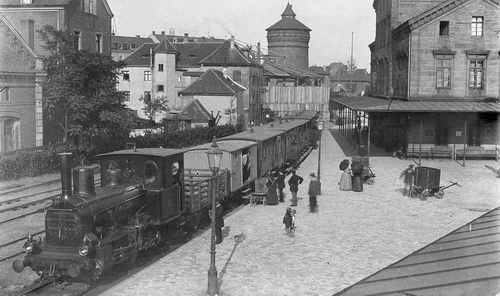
[283,207,295,233]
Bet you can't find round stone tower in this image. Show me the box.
[266,3,311,70]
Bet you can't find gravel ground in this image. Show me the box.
[96,127,499,296]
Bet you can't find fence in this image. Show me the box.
[264,86,330,119]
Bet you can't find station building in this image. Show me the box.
[334,0,500,158]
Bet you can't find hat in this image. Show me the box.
[310,172,316,177]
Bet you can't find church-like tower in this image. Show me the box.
[266,3,311,70]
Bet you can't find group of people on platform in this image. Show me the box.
[338,159,367,192]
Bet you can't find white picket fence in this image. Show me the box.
[264,86,330,119]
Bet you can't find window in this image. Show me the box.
[122,70,130,81]
[144,71,152,81]
[233,70,242,82]
[131,43,137,49]
[122,91,130,102]
[122,43,130,50]
[439,21,449,36]
[112,42,119,50]
[0,117,21,152]
[83,0,96,15]
[95,34,102,53]
[0,87,10,103]
[158,64,164,72]
[472,16,483,36]
[73,31,81,50]
[157,85,164,92]
[469,59,484,89]
[436,58,452,88]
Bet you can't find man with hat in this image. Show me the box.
[288,170,303,206]
[308,172,320,212]
[400,164,416,197]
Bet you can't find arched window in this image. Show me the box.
[0,117,21,152]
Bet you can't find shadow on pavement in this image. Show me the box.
[217,233,246,291]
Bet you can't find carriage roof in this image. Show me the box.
[262,119,309,131]
[220,128,285,142]
[97,148,183,158]
[185,140,257,153]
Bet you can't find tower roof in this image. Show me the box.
[266,3,311,31]
[281,3,296,17]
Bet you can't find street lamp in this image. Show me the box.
[317,120,324,195]
[206,137,222,296]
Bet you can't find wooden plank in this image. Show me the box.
[417,234,500,254]
[392,242,500,267]
[366,252,500,283]
[342,263,500,296]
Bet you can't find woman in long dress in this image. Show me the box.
[339,162,352,191]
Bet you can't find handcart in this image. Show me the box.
[410,166,460,200]
[351,156,376,185]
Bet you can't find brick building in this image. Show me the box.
[0,0,113,152]
[334,0,499,157]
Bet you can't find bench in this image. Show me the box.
[431,146,452,159]
[407,146,432,159]
[456,146,498,160]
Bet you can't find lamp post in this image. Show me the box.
[206,137,223,296]
[317,120,323,195]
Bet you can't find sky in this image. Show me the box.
[107,0,376,70]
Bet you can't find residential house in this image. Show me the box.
[111,35,153,61]
[0,0,113,152]
[179,69,246,126]
[334,0,500,156]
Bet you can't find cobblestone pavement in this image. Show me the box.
[93,128,499,296]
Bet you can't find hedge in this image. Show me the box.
[132,124,243,149]
[0,124,243,181]
[0,148,61,181]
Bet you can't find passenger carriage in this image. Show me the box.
[184,140,258,197]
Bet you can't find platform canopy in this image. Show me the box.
[333,97,500,113]
[333,207,500,296]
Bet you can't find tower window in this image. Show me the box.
[157,85,164,92]
[73,31,81,50]
[158,64,164,72]
[96,34,102,53]
[439,21,449,36]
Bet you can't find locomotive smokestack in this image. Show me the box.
[59,152,73,199]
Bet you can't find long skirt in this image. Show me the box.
[339,172,352,191]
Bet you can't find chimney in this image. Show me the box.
[184,33,189,37]
[59,153,73,199]
[161,31,165,35]
[136,35,141,38]
[73,166,95,196]
[230,35,235,49]
[152,30,156,35]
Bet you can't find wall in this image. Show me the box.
[192,95,237,126]
[118,65,152,119]
[152,52,178,111]
[409,0,500,99]
[264,86,330,119]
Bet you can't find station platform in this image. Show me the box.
[98,127,499,296]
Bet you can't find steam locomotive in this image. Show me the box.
[12,112,319,281]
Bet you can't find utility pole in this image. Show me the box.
[350,32,354,95]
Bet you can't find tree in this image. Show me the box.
[41,26,134,155]
[346,59,358,72]
[208,111,221,128]
[139,94,170,122]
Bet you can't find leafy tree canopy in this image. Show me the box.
[41,26,134,156]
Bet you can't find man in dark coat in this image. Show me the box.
[276,171,286,202]
[215,202,224,244]
[266,172,279,205]
[400,164,415,197]
[308,173,320,212]
[288,170,303,206]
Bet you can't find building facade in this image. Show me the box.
[0,0,113,152]
[334,0,499,156]
[266,3,311,71]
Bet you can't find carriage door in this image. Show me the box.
[160,157,182,221]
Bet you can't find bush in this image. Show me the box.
[132,124,243,149]
[0,148,61,181]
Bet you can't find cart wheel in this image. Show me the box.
[435,190,444,199]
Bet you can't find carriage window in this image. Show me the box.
[144,160,160,184]
[94,209,114,236]
[171,161,180,185]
